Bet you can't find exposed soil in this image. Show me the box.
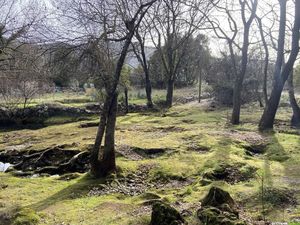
[116,145,174,160]
[87,164,193,197]
[214,130,269,145]
[203,163,257,184]
[0,147,89,175]
[79,121,99,128]
[125,125,187,133]
[212,130,270,156]
[181,135,211,153]
[181,119,196,124]
[132,147,173,158]
[187,143,211,153]
[262,187,297,207]
[88,164,156,196]
[243,143,268,155]
[115,145,144,160]
[0,144,174,176]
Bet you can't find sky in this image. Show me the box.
[4,0,298,61]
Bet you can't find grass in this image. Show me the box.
[1,89,300,224]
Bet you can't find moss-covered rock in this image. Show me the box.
[150,202,184,225]
[197,187,246,225]
[201,187,235,209]
[197,206,244,225]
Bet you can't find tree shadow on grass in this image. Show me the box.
[261,132,289,187]
[265,134,289,162]
[29,174,106,211]
[201,136,233,174]
[214,137,232,163]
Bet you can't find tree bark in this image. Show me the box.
[198,70,202,103]
[259,0,300,130]
[145,70,153,108]
[102,92,117,172]
[288,70,300,127]
[256,16,269,105]
[133,31,153,108]
[259,82,284,130]
[231,81,243,124]
[90,0,157,178]
[124,87,129,114]
[256,86,264,108]
[231,0,257,125]
[90,94,117,177]
[139,36,153,108]
[166,78,174,107]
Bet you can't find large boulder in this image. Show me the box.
[150,202,184,225]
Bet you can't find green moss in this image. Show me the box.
[13,208,40,225]
[262,187,296,208]
[43,115,91,126]
[1,93,300,224]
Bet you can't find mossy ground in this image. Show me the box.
[1,90,300,224]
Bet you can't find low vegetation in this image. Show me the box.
[1,91,300,224]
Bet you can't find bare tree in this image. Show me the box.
[55,0,158,177]
[259,0,300,130]
[206,0,257,124]
[131,24,153,108]
[256,15,270,105]
[148,0,213,107]
[0,44,50,120]
[0,0,42,65]
[287,69,300,127]
[0,0,48,122]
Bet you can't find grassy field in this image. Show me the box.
[1,89,300,225]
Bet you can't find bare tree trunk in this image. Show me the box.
[255,83,264,107]
[231,81,243,124]
[198,70,202,103]
[259,82,285,130]
[102,93,117,172]
[263,59,269,105]
[288,71,300,127]
[231,38,250,124]
[166,78,174,107]
[145,71,153,108]
[139,36,153,108]
[124,87,129,114]
[133,31,153,108]
[90,93,118,177]
[259,0,300,130]
[90,0,158,178]
[257,16,269,105]
[231,0,257,125]
[90,96,112,177]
